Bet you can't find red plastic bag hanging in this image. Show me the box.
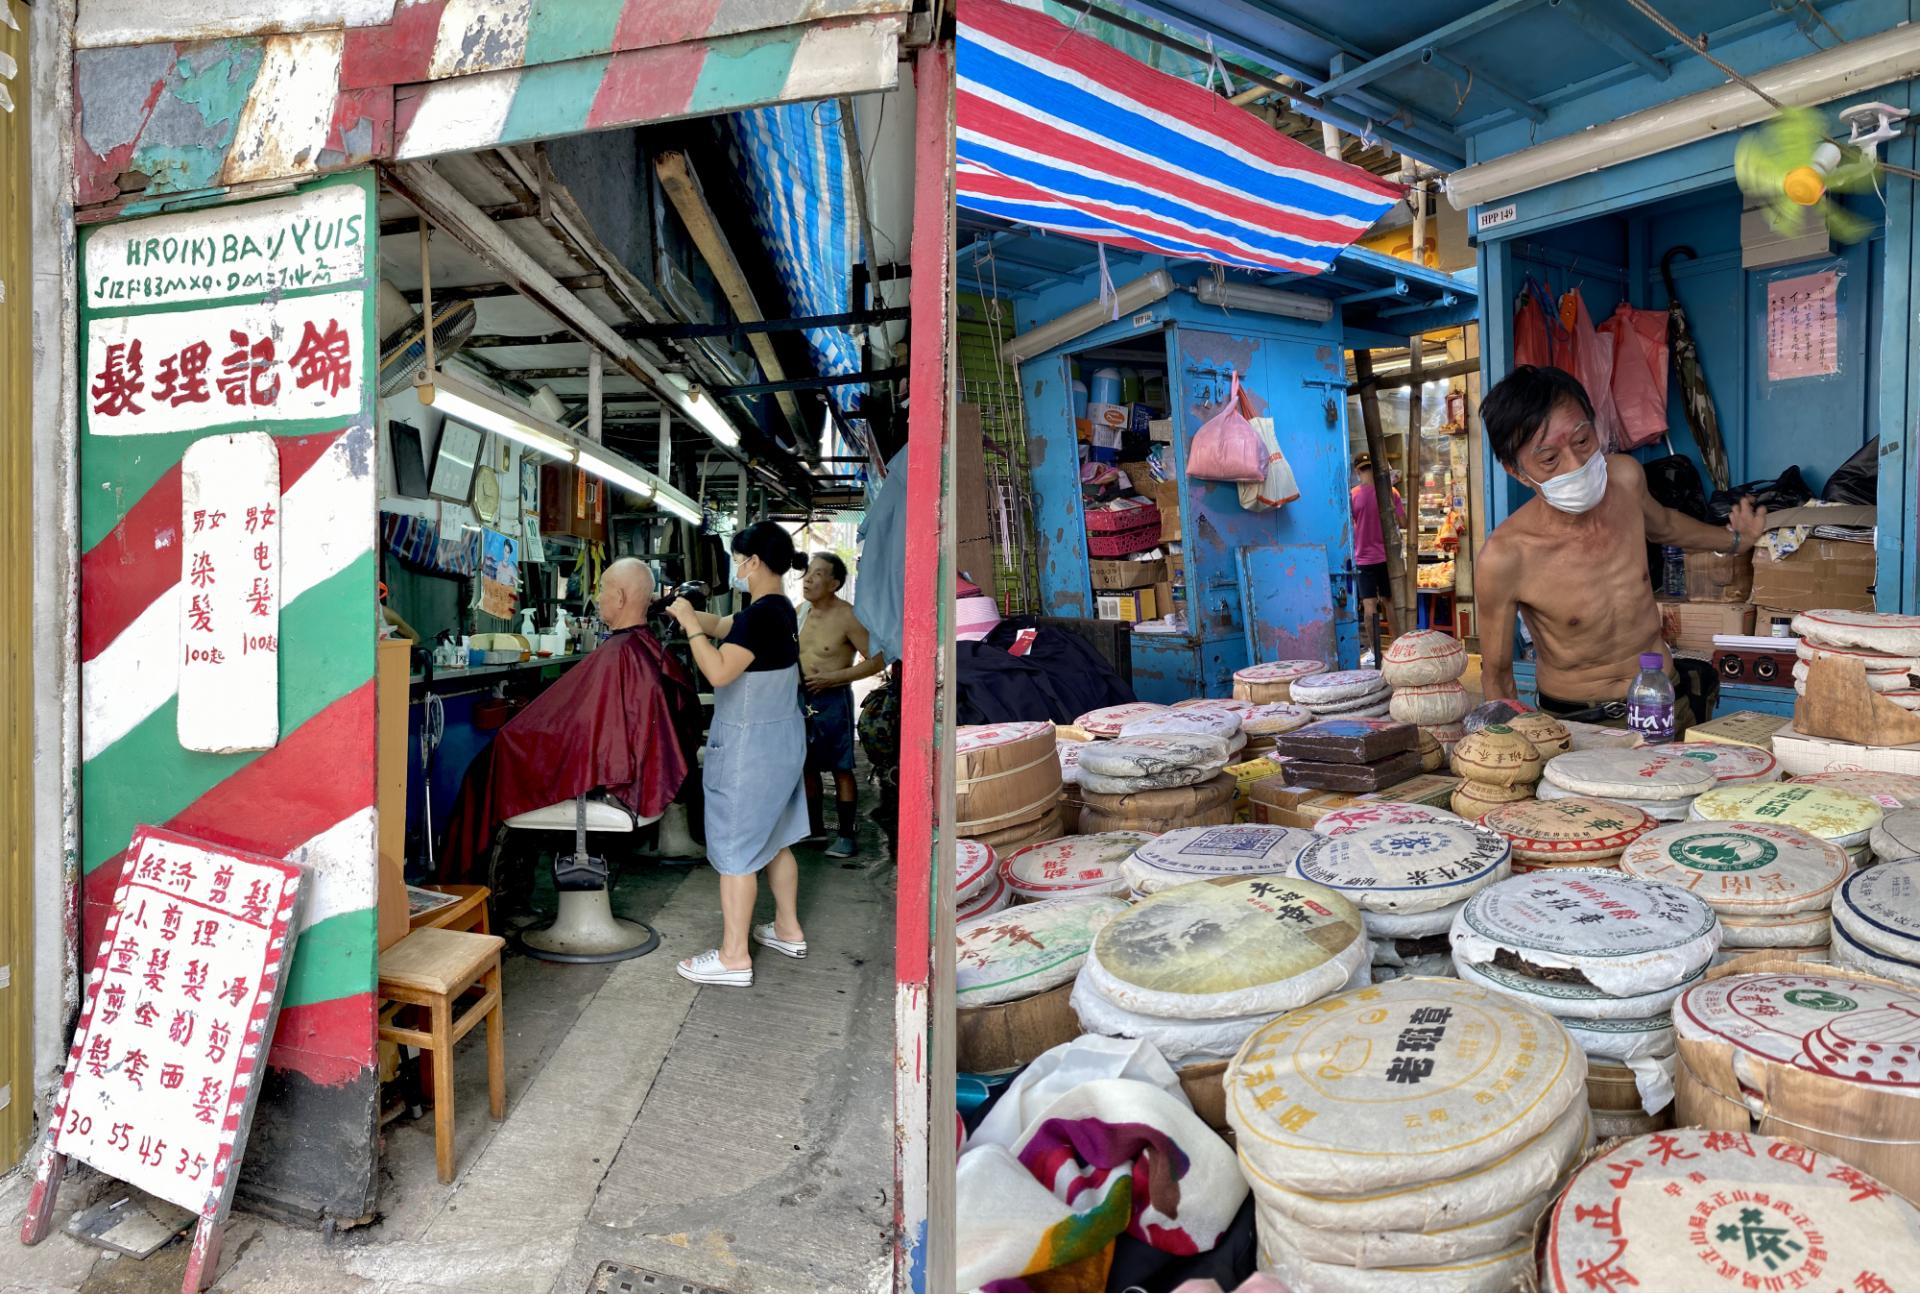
[1186,371,1267,482]
[1515,288,1553,369]
[1596,303,1670,450]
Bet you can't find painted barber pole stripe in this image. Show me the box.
[224,31,348,187]
[83,434,373,760]
[427,0,532,80]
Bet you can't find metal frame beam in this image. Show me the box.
[1555,0,1670,80]
[1310,0,1549,99]
[1421,47,1546,123]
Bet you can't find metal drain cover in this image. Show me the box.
[588,1260,733,1294]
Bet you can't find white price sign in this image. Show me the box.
[178,433,281,754]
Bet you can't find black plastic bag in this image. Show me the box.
[1821,437,1878,505]
[1643,453,1709,521]
[1708,465,1810,522]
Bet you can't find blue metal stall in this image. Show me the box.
[971,237,1474,702]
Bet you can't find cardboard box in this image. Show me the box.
[1685,709,1793,748]
[1148,418,1174,443]
[1771,727,1920,779]
[956,404,993,586]
[1248,775,1317,827]
[376,639,412,951]
[1096,588,1157,622]
[1749,539,1876,613]
[1685,550,1754,603]
[1658,600,1756,655]
[1359,774,1463,809]
[1090,557,1166,590]
[1154,580,1176,615]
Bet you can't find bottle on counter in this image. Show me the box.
[1627,652,1676,745]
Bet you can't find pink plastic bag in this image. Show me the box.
[1186,371,1266,482]
[1563,287,1624,451]
[1597,303,1670,450]
[1514,288,1554,370]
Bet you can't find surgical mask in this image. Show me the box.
[1527,447,1607,514]
[731,559,751,594]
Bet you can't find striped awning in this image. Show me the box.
[957,0,1403,275]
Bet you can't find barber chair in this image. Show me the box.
[508,796,661,963]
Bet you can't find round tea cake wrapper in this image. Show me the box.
[1369,954,1456,983]
[1535,778,1692,821]
[1288,822,1512,915]
[1451,952,1707,1021]
[955,838,996,903]
[1307,685,1393,715]
[1790,770,1920,809]
[1719,908,1833,948]
[1674,970,1920,1092]
[1541,748,1717,801]
[1872,808,1920,862]
[1260,1232,1536,1294]
[1068,979,1270,1066]
[1542,1128,1920,1294]
[1079,763,1226,796]
[1709,944,1830,969]
[1119,708,1241,741]
[1235,659,1326,686]
[1560,1011,1674,1063]
[1506,710,1572,758]
[1225,977,1588,1193]
[1380,629,1470,687]
[1254,1195,1536,1271]
[1388,681,1472,727]
[1691,782,1883,848]
[956,872,1011,921]
[1660,741,1779,786]
[955,894,1129,1007]
[1239,1096,1589,1234]
[1289,669,1387,704]
[1830,917,1920,988]
[1448,725,1543,787]
[1366,899,1465,939]
[1834,860,1920,961]
[1482,796,1653,861]
[1313,802,1462,835]
[1450,781,1532,822]
[1321,698,1391,719]
[1797,638,1920,672]
[1791,608,1920,657]
[1079,731,1230,777]
[1080,876,1367,1020]
[1793,659,1915,692]
[1239,702,1314,737]
[1172,696,1253,714]
[1122,824,1313,895]
[1074,701,1169,737]
[1001,832,1155,899]
[1054,738,1088,787]
[1618,820,1847,916]
[956,719,1053,757]
[1451,871,1720,996]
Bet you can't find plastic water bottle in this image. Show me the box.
[1662,545,1686,597]
[1627,652,1676,745]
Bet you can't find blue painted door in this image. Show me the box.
[1239,545,1337,668]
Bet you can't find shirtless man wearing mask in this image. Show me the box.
[1476,366,1767,731]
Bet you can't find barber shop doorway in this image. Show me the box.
[58,59,925,1289]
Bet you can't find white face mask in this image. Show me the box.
[1527,446,1608,514]
[731,558,752,594]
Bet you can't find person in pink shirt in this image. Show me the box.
[1350,452,1405,643]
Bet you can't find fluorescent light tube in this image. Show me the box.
[576,449,704,526]
[1194,278,1333,322]
[417,371,577,462]
[678,388,741,449]
[999,270,1175,365]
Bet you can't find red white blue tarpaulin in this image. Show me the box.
[957,0,1402,275]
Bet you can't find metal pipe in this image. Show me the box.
[1341,280,1411,305]
[1445,20,1920,209]
[1321,119,1343,161]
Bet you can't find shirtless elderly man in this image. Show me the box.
[1477,366,1766,731]
[799,552,885,858]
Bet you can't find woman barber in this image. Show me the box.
[662,521,812,986]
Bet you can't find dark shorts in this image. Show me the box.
[803,684,857,773]
[1356,561,1392,601]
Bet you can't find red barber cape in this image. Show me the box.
[439,626,699,882]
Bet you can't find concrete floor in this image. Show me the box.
[0,821,898,1294]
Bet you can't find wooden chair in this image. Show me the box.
[409,883,492,935]
[377,927,507,1183]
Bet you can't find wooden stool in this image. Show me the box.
[377,927,507,1183]
[410,883,492,935]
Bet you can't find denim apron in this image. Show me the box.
[703,663,811,875]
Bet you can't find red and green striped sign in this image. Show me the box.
[78,169,380,1219]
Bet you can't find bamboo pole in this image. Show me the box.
[1350,350,1403,651]
[1403,343,1422,632]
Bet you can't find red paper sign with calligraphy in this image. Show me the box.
[31,827,303,1223]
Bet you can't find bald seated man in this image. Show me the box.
[597,556,656,630]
